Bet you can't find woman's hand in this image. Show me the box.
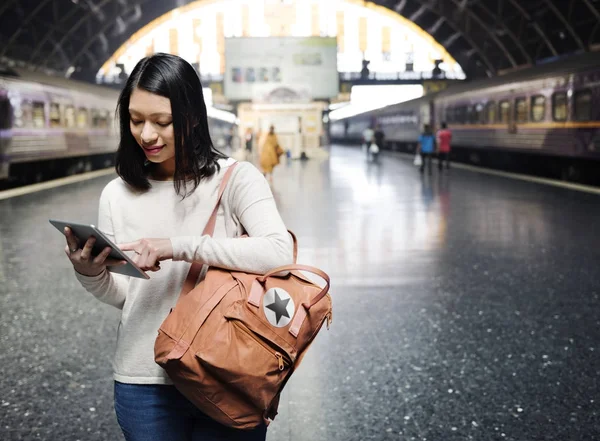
[64,227,127,277]
[118,238,173,272]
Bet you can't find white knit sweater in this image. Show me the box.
[75,158,293,384]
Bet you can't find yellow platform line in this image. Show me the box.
[0,168,115,201]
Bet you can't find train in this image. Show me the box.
[330,51,600,184]
[0,67,235,185]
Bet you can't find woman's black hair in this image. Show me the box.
[115,53,227,197]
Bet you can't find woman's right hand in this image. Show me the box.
[64,227,126,277]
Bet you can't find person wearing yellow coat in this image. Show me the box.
[259,125,284,183]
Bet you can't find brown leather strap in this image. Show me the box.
[257,264,330,310]
[288,302,306,338]
[179,162,239,297]
[288,230,298,263]
[204,162,239,237]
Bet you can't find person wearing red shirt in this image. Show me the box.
[436,122,452,170]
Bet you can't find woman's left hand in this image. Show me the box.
[118,238,173,272]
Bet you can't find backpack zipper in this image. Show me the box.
[231,320,290,371]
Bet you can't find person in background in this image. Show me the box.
[243,127,254,162]
[437,122,452,170]
[259,125,284,184]
[372,124,384,163]
[362,125,375,160]
[417,124,436,175]
[226,126,235,150]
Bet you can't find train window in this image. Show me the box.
[574,90,592,122]
[475,103,485,124]
[0,97,10,129]
[485,101,496,124]
[515,98,527,123]
[92,109,109,128]
[530,95,546,122]
[466,106,475,124]
[499,100,510,123]
[457,106,467,124]
[50,103,61,128]
[77,107,88,128]
[65,106,76,128]
[32,102,46,128]
[552,92,568,121]
[15,101,31,127]
[445,107,452,123]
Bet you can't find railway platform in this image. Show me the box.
[0,145,598,440]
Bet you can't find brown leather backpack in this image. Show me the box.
[154,162,332,430]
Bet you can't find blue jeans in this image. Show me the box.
[114,382,267,441]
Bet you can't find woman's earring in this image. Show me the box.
[144,159,150,167]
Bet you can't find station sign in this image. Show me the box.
[224,37,339,102]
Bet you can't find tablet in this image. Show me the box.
[49,219,150,280]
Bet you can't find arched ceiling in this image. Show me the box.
[1,0,599,82]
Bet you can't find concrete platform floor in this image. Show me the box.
[0,145,598,440]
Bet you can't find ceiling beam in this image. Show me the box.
[544,0,585,50]
[412,0,496,75]
[0,0,54,58]
[409,5,426,22]
[27,0,107,64]
[395,0,408,14]
[0,0,18,18]
[448,0,517,68]
[506,0,558,57]
[36,0,116,70]
[582,0,600,20]
[67,2,146,73]
[470,1,533,65]
[428,17,445,35]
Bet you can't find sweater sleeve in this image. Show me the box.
[74,182,129,310]
[170,162,294,274]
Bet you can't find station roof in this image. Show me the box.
[1,0,599,82]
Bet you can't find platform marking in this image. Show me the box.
[391,152,600,196]
[0,168,115,201]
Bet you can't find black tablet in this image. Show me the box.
[49,219,150,279]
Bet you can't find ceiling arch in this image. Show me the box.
[0,0,599,82]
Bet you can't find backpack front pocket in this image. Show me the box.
[195,303,294,411]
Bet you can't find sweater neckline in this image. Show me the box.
[146,158,235,185]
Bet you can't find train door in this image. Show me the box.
[499,100,515,134]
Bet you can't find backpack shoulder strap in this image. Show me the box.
[203,161,239,236]
[180,161,238,297]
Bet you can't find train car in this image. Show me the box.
[329,95,434,147]
[0,68,119,183]
[330,51,600,183]
[0,68,235,184]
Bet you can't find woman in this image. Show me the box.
[259,125,284,183]
[62,53,293,441]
